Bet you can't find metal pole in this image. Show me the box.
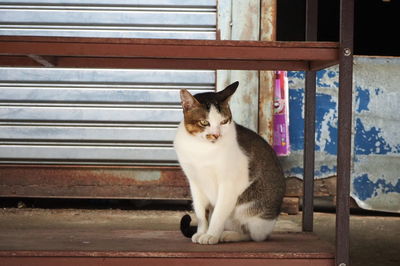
[302,0,318,232]
[336,0,354,265]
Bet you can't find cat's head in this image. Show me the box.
[179,81,239,143]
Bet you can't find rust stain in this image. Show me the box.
[258,71,274,142]
[0,165,338,200]
[0,166,187,186]
[260,0,277,41]
[242,94,252,105]
[0,165,190,199]
[239,18,253,41]
[230,1,259,41]
[216,28,221,41]
[258,0,276,142]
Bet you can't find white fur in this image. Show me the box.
[248,217,276,242]
[174,107,275,244]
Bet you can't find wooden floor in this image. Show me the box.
[0,229,334,266]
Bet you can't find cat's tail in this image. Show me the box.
[180,214,197,238]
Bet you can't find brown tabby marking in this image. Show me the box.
[182,108,207,135]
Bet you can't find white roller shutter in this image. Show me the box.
[0,0,217,165]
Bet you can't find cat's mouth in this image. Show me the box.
[206,134,220,143]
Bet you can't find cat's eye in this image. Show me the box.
[198,120,210,127]
[221,119,230,125]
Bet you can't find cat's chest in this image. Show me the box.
[175,134,238,164]
[175,126,247,172]
[174,124,250,204]
[178,142,248,205]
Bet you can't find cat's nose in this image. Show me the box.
[206,134,220,141]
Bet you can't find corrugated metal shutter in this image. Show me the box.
[0,0,216,39]
[0,0,217,166]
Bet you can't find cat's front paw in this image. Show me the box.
[220,231,250,242]
[191,232,203,243]
[192,233,219,245]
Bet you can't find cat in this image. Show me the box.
[174,81,285,245]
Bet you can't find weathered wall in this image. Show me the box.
[217,0,260,132]
[281,56,400,213]
[351,57,400,213]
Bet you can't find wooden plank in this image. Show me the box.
[309,60,340,71]
[0,41,338,60]
[0,36,340,48]
[55,57,309,70]
[0,36,339,70]
[0,226,334,264]
[0,257,335,266]
[0,231,334,259]
[0,55,41,66]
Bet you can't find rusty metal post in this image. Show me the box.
[336,0,354,266]
[302,0,318,232]
[258,0,277,144]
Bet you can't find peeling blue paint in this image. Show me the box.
[288,88,304,151]
[327,70,337,79]
[289,166,304,175]
[356,86,370,112]
[286,165,337,177]
[288,71,305,80]
[287,72,338,155]
[353,174,400,201]
[315,93,337,155]
[374,88,383,96]
[355,118,393,155]
[285,57,400,213]
[315,165,337,176]
[316,69,339,88]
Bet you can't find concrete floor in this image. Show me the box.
[284,211,400,266]
[0,207,399,266]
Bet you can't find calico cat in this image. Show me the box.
[174,81,285,245]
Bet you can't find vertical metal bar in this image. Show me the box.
[303,71,316,232]
[336,0,354,265]
[302,0,318,232]
[305,0,318,41]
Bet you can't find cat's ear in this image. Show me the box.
[180,89,200,112]
[218,81,239,102]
